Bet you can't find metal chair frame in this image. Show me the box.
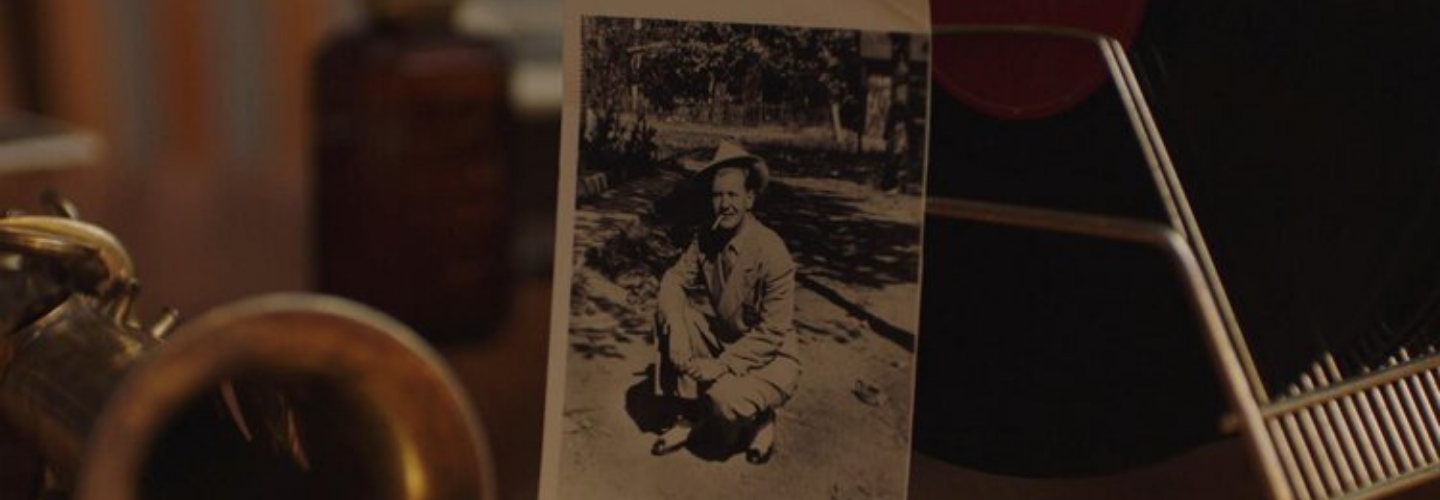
[928,24,1440,500]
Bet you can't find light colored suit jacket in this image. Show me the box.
[658,214,799,376]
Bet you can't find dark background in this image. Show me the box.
[917,0,1440,484]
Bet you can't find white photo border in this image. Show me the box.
[543,1,932,498]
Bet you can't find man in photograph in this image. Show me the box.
[650,141,801,464]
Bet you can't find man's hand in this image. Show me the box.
[685,358,729,382]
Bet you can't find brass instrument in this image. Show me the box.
[0,194,496,500]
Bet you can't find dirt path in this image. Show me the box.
[559,170,922,499]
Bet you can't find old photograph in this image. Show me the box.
[549,15,929,500]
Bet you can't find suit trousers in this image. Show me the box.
[654,301,798,423]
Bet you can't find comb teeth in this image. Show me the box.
[1265,349,1440,499]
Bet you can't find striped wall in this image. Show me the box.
[27,0,358,174]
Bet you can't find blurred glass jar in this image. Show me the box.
[313,0,513,342]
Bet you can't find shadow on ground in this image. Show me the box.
[650,174,920,290]
[624,364,751,462]
[571,143,923,358]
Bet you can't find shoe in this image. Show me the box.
[745,412,775,464]
[651,419,693,456]
[745,445,773,464]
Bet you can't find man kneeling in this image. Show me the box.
[651,141,801,464]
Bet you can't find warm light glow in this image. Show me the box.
[398,438,429,500]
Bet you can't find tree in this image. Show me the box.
[881,33,913,190]
[583,18,865,137]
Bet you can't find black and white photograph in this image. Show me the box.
[544,13,929,500]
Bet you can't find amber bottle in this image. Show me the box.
[313,0,513,341]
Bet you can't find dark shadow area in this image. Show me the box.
[761,182,921,290]
[566,270,656,361]
[140,375,396,500]
[623,364,749,462]
[582,221,680,285]
[926,78,1169,225]
[1137,0,1440,393]
[570,336,625,360]
[624,365,677,434]
[682,421,747,462]
[749,144,924,195]
[570,278,639,327]
[914,216,1226,477]
[0,419,41,500]
[798,274,914,351]
[650,171,922,291]
[794,319,835,338]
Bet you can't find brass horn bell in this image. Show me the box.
[0,198,496,500]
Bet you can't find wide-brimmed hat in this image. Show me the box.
[698,141,769,195]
